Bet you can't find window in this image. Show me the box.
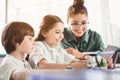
[1,0,119,54]
[109,0,120,46]
[0,0,6,54]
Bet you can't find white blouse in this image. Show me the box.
[0,55,31,80]
[29,41,75,69]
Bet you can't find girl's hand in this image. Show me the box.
[107,58,114,69]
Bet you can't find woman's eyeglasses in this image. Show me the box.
[71,21,89,28]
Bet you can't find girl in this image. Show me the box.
[29,14,88,69]
[0,21,34,80]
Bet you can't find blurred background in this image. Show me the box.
[0,0,120,54]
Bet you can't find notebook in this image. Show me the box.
[105,45,118,52]
[83,45,118,57]
[102,45,118,60]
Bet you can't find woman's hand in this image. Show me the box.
[65,47,85,59]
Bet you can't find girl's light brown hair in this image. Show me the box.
[35,14,63,41]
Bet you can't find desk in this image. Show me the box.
[25,68,120,80]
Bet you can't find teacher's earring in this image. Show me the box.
[16,43,19,46]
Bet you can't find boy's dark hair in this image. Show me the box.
[2,21,34,54]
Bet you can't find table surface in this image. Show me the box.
[26,68,120,80]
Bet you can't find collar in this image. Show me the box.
[66,27,89,43]
[81,29,89,43]
[43,41,55,52]
[65,27,75,42]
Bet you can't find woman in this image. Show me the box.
[61,0,105,59]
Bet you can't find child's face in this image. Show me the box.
[68,13,88,37]
[18,35,34,54]
[43,22,64,48]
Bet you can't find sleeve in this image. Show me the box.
[59,47,75,64]
[29,42,46,68]
[60,28,72,49]
[0,62,20,80]
[60,39,70,49]
[95,32,105,51]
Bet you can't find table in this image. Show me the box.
[25,68,120,80]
